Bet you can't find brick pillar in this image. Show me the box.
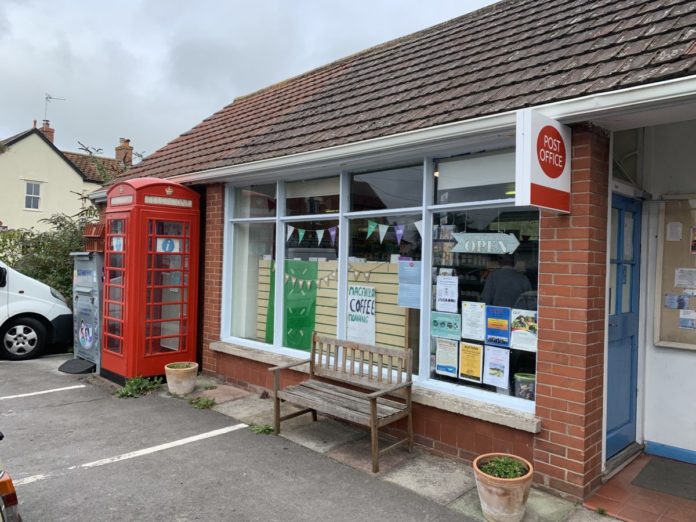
[534,124,609,500]
[201,183,225,374]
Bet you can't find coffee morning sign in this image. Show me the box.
[515,109,572,213]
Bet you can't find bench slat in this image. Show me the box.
[280,385,405,423]
[301,380,405,411]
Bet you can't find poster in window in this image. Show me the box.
[461,301,486,341]
[482,345,510,389]
[459,342,483,383]
[397,260,421,309]
[431,311,461,340]
[510,309,538,352]
[485,306,511,347]
[436,275,458,313]
[435,338,458,378]
[346,284,376,345]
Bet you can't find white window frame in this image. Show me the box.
[24,180,41,210]
[221,149,538,413]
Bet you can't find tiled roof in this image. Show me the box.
[128,0,696,180]
[62,151,121,183]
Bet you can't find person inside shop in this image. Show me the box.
[480,254,532,308]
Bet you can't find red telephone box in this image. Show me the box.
[101,178,200,381]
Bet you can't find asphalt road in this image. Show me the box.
[0,355,469,522]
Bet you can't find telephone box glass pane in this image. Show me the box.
[110,220,125,234]
[232,222,275,342]
[106,335,121,354]
[145,219,190,355]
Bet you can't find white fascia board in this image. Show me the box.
[169,75,696,185]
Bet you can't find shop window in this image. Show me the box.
[347,215,422,371]
[234,184,276,218]
[231,222,276,342]
[350,166,422,211]
[286,177,340,216]
[430,208,538,401]
[283,220,339,350]
[434,150,515,205]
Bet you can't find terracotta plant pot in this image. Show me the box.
[473,453,534,522]
[164,362,199,395]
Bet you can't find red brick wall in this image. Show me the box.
[534,124,609,500]
[201,183,225,375]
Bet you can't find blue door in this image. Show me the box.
[606,194,641,459]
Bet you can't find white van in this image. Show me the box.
[0,260,73,360]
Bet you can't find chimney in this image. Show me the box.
[115,138,133,167]
[40,120,55,143]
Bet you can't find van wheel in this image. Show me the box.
[1,317,47,360]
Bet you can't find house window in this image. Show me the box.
[25,181,41,209]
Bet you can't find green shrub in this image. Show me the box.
[188,396,216,409]
[116,377,163,398]
[249,424,274,435]
[0,209,98,305]
[479,456,528,479]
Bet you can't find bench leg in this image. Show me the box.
[407,389,413,452]
[273,372,281,435]
[370,399,379,473]
[312,410,318,422]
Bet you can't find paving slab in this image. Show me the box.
[280,417,366,453]
[326,436,416,475]
[449,487,580,522]
[212,394,313,430]
[383,451,477,505]
[189,383,251,404]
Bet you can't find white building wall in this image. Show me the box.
[640,120,696,456]
[0,133,100,231]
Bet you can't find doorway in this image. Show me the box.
[606,193,642,459]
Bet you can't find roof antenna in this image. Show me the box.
[44,93,66,120]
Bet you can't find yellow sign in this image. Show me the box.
[459,342,483,383]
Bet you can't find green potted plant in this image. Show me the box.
[164,361,199,395]
[473,453,533,522]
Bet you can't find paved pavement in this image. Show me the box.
[0,354,611,521]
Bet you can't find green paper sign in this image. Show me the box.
[283,260,317,351]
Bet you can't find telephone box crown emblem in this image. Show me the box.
[165,186,174,196]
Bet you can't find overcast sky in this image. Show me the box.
[1,1,496,160]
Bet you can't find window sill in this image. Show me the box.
[210,339,541,434]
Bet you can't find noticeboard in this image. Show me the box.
[654,199,696,350]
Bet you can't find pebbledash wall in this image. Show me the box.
[196,123,610,501]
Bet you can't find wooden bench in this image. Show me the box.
[269,333,413,472]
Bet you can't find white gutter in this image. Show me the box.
[165,74,696,184]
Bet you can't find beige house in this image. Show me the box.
[0,121,131,231]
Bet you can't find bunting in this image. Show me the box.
[285,224,339,246]
[395,224,404,245]
[363,219,423,243]
[378,224,389,244]
[366,220,378,239]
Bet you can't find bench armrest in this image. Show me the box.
[268,359,310,373]
[366,381,412,399]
